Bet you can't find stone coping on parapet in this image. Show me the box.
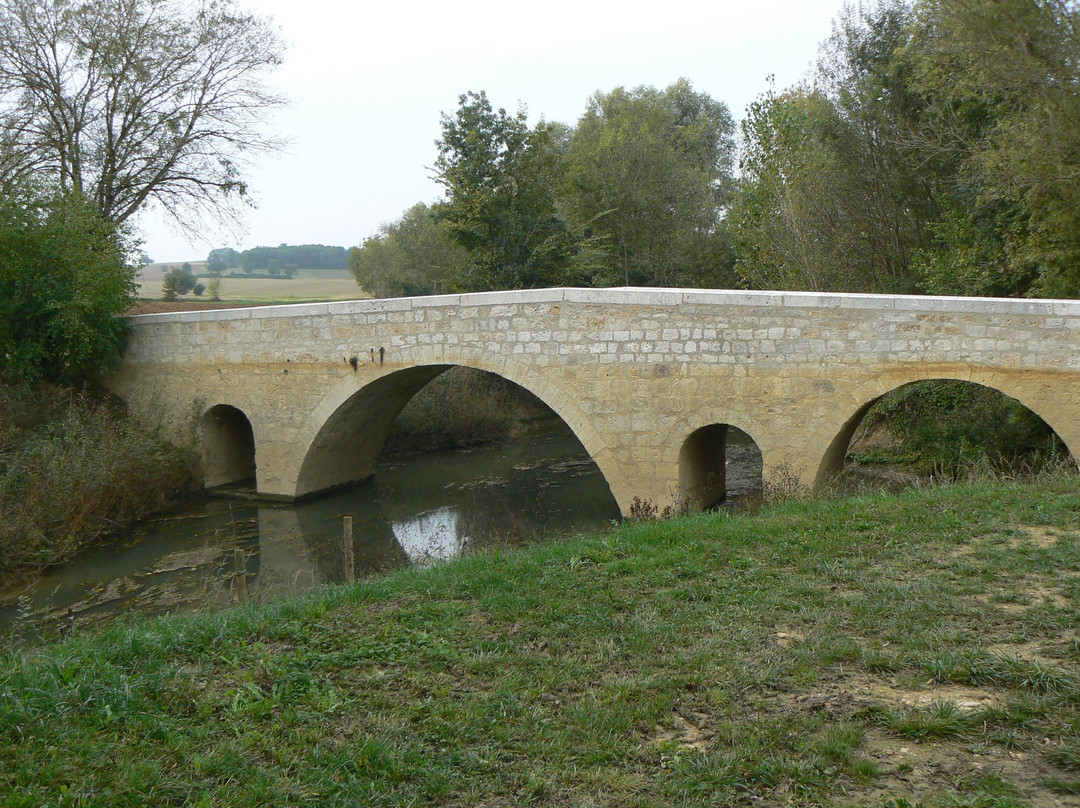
[126,287,1080,324]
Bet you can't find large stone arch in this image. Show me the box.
[812,365,1080,486]
[282,351,627,506]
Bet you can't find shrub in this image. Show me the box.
[855,380,1066,478]
[0,385,196,573]
[0,189,136,383]
[161,265,198,299]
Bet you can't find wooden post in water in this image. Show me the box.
[343,516,355,585]
[234,548,248,604]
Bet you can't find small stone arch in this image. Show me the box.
[201,404,257,488]
[678,423,764,510]
[814,373,1077,486]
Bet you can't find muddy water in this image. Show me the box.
[1,424,762,638]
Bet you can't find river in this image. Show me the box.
[0,423,762,638]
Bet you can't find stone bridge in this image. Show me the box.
[106,288,1080,515]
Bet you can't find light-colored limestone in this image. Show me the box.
[106,287,1080,514]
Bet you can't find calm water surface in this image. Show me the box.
[1,424,762,637]
[1,424,620,636]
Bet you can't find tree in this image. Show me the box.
[349,202,466,297]
[903,0,1080,297]
[562,80,737,288]
[0,0,286,231]
[0,189,135,382]
[729,3,935,293]
[161,264,197,299]
[433,91,576,291]
[729,86,862,291]
[208,248,240,270]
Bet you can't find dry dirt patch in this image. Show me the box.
[1014,525,1065,549]
[788,675,1001,717]
[654,710,715,752]
[860,728,1076,808]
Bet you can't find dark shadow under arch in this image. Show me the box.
[816,378,1071,487]
[201,404,256,488]
[294,365,620,509]
[679,424,763,510]
[296,366,450,497]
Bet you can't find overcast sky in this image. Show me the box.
[138,0,847,263]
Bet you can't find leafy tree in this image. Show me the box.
[237,244,346,272]
[161,264,197,300]
[349,203,466,297]
[0,0,286,231]
[208,248,241,270]
[562,80,737,287]
[730,4,934,293]
[0,189,135,382]
[433,91,576,291]
[903,0,1080,297]
[729,86,861,291]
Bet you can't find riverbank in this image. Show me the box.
[0,367,542,582]
[3,476,1079,805]
[0,384,197,576]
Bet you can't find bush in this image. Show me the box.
[0,190,136,383]
[856,380,1066,478]
[0,384,197,573]
[162,265,198,299]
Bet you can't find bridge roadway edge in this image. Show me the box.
[105,287,1080,515]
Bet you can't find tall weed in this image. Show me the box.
[0,385,196,572]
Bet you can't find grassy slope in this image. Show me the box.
[3,479,1080,806]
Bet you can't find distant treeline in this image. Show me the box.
[208,244,347,274]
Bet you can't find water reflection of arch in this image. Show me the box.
[287,353,626,505]
[200,404,256,488]
[814,371,1078,486]
[276,495,409,586]
[284,419,621,582]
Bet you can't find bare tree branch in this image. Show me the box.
[0,0,287,232]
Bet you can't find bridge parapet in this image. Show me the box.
[110,288,1080,513]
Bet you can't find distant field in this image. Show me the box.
[136,266,367,303]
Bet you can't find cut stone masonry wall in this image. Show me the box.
[107,287,1080,514]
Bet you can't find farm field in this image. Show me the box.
[136,265,368,304]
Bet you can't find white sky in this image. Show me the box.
[138,0,846,263]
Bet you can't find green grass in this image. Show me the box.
[2,476,1080,805]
